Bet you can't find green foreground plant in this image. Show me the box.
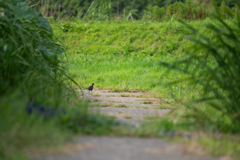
[0,1,116,159]
[160,0,240,133]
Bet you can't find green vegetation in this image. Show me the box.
[0,1,72,159]
[26,0,236,21]
[124,115,133,119]
[109,100,122,103]
[106,94,153,98]
[90,103,132,108]
[48,0,240,158]
[92,93,102,96]
[160,1,240,133]
[144,0,238,21]
[153,106,178,110]
[0,1,116,160]
[142,101,153,104]
[120,94,131,97]
[91,98,100,102]
[118,111,124,114]
[89,103,113,107]
[54,20,192,92]
[2,0,240,159]
[115,104,128,108]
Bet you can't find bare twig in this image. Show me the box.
[58,3,61,20]
[83,1,94,20]
[127,12,134,22]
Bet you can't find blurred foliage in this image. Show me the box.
[26,0,155,19]
[0,0,70,98]
[160,0,240,133]
[143,0,238,21]
[0,1,117,159]
[24,0,236,20]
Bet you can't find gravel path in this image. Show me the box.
[37,90,221,160]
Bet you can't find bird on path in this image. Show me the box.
[88,83,94,95]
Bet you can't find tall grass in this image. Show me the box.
[0,1,84,159]
[160,0,240,133]
[28,0,239,22]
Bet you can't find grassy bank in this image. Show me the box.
[51,19,240,159]
[52,20,201,93]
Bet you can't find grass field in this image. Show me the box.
[50,19,240,159]
[52,20,201,95]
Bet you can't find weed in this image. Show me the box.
[160,1,240,133]
[109,88,122,92]
[89,103,113,107]
[109,100,122,103]
[144,116,159,120]
[125,115,133,119]
[109,115,117,119]
[92,99,100,102]
[118,111,124,114]
[120,94,131,97]
[141,101,153,104]
[115,104,128,108]
[153,106,177,110]
[135,94,153,98]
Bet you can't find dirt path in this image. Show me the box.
[37,90,221,160]
[87,90,171,125]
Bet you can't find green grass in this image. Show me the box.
[51,19,239,131]
[89,103,113,107]
[109,100,122,103]
[90,103,132,108]
[52,20,196,95]
[109,115,117,118]
[135,94,154,98]
[144,116,160,120]
[120,94,131,97]
[153,106,178,110]
[141,101,153,104]
[118,111,124,114]
[0,2,79,159]
[50,17,240,159]
[106,94,155,98]
[115,104,128,108]
[92,93,102,96]
[0,97,69,160]
[140,106,150,109]
[91,99,100,102]
[124,115,133,119]
[198,134,240,158]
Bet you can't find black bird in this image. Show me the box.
[88,83,94,94]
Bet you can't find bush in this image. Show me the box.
[0,0,79,102]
